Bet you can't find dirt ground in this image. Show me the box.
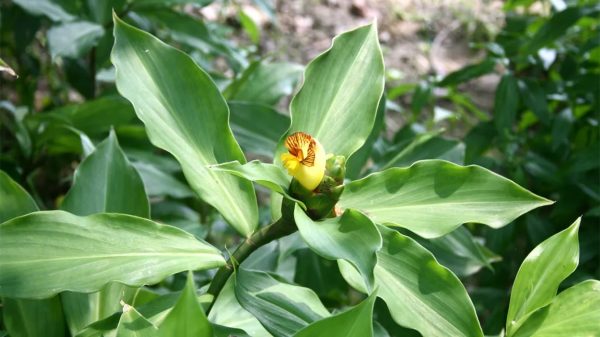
[203,0,505,123]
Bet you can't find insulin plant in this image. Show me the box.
[0,13,598,337]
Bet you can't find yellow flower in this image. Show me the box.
[281,132,326,191]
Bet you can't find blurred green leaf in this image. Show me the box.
[506,218,580,336]
[84,0,126,25]
[235,268,330,337]
[339,160,552,238]
[0,211,225,298]
[0,58,17,78]
[294,292,377,337]
[411,81,432,116]
[12,0,75,21]
[225,62,303,106]
[229,101,290,158]
[518,79,549,125]
[294,205,382,292]
[438,59,496,87]
[339,226,484,337]
[512,280,600,337]
[377,133,464,171]
[239,9,260,44]
[494,74,519,135]
[47,21,105,60]
[112,14,258,236]
[282,23,385,158]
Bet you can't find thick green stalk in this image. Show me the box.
[206,199,297,312]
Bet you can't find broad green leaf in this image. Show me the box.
[115,306,158,337]
[512,280,600,337]
[156,271,212,336]
[415,227,500,277]
[211,160,302,205]
[235,268,330,337]
[0,173,66,337]
[61,131,149,217]
[339,226,484,337]
[294,205,381,291]
[0,58,17,77]
[133,162,194,199]
[0,211,225,298]
[340,160,552,238]
[438,59,496,87]
[283,23,385,158]
[0,171,37,223]
[494,74,519,134]
[225,62,303,106]
[48,21,105,60]
[229,101,290,158]
[209,275,273,337]
[505,218,580,336]
[111,14,258,236]
[293,292,377,337]
[12,0,75,21]
[59,132,148,335]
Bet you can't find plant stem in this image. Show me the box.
[206,200,297,312]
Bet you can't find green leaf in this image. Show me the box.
[283,23,385,158]
[239,9,260,44]
[3,298,66,337]
[0,173,66,337]
[415,227,501,277]
[523,6,598,55]
[512,280,600,337]
[133,162,194,199]
[518,79,549,125]
[438,59,496,87]
[293,292,377,337]
[294,205,381,292]
[111,14,258,236]
[48,21,105,60]
[156,271,213,336]
[84,0,126,25]
[377,133,464,171]
[494,74,519,134]
[211,160,303,205]
[0,171,37,224]
[505,218,580,336]
[115,306,158,337]
[339,160,552,238]
[209,275,273,337]
[61,131,149,217]
[235,268,330,337]
[0,211,225,298]
[229,101,290,158]
[346,94,385,179]
[12,0,75,21]
[0,58,17,78]
[339,226,484,337]
[225,62,303,106]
